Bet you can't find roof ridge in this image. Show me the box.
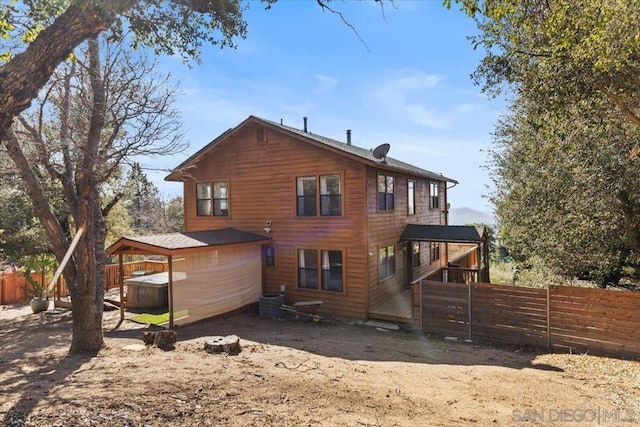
[252,116,456,183]
[167,115,457,183]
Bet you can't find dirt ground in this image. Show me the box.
[1,303,639,426]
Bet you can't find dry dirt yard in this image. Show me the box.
[1,304,639,427]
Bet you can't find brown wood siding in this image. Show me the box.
[182,124,368,319]
[366,166,447,311]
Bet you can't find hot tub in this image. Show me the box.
[126,272,170,308]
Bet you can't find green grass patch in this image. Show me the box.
[130,309,188,326]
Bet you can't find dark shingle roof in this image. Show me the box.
[258,117,456,182]
[401,224,486,243]
[106,228,271,256]
[165,116,457,183]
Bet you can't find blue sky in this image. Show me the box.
[148,0,505,213]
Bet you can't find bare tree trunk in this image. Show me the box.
[69,188,106,352]
[67,37,107,352]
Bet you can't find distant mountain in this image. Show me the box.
[449,207,495,227]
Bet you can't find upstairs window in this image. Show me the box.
[196,183,212,216]
[320,175,341,216]
[378,245,396,280]
[297,177,317,216]
[378,175,394,211]
[213,182,229,216]
[430,242,440,263]
[408,180,415,215]
[430,181,440,209]
[297,174,342,217]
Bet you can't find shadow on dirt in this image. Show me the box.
[106,310,563,372]
[0,312,96,425]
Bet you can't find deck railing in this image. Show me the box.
[443,267,479,284]
[103,260,168,291]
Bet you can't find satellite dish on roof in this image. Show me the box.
[372,143,390,164]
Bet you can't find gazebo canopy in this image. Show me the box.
[106,228,271,256]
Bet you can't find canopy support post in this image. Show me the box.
[168,255,174,329]
[119,254,124,322]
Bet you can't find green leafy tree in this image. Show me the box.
[443,1,640,286]
[489,96,640,286]
[105,200,134,246]
[0,190,46,263]
[446,0,640,127]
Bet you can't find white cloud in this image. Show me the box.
[370,71,452,129]
[404,105,453,129]
[315,74,338,91]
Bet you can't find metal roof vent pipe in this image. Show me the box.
[303,116,308,133]
[346,129,352,146]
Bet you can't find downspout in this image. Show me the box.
[445,181,458,226]
[168,255,175,328]
[444,181,456,269]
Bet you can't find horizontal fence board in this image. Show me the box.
[550,313,640,335]
[551,285,640,305]
[473,300,548,314]
[473,314,547,330]
[549,302,639,317]
[551,297,640,312]
[550,324,640,342]
[473,296,548,308]
[473,283,546,295]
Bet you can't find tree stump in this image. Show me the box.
[142,330,177,349]
[204,335,241,355]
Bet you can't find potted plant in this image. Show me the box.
[21,254,54,314]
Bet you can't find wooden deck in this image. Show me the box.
[368,289,413,324]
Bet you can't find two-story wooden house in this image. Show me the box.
[159,115,460,322]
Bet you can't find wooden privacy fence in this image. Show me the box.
[0,260,167,305]
[0,270,60,305]
[1,271,29,305]
[419,281,640,359]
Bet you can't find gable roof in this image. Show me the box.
[106,228,271,256]
[165,115,457,183]
[400,224,486,243]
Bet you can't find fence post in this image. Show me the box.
[468,282,472,341]
[546,285,551,350]
[419,279,423,332]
